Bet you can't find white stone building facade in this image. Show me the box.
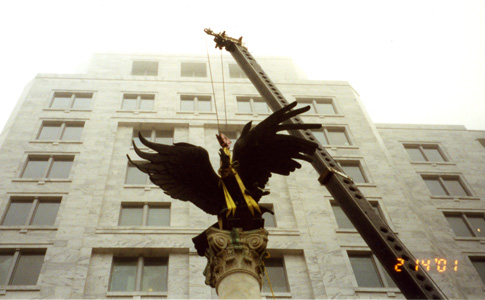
[0,53,484,299]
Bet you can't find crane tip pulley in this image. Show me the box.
[204,28,245,50]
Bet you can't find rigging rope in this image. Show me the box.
[262,251,276,300]
[205,36,221,133]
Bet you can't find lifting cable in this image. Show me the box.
[262,251,276,300]
[205,36,221,133]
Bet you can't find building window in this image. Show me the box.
[348,252,396,288]
[478,139,485,149]
[262,257,289,293]
[181,62,206,77]
[337,160,368,183]
[312,127,351,146]
[470,257,485,284]
[403,144,446,162]
[133,129,173,148]
[228,63,247,78]
[444,212,485,238]
[125,162,150,185]
[422,175,471,197]
[119,204,170,226]
[131,61,158,76]
[180,95,212,112]
[50,92,92,110]
[0,249,45,285]
[295,98,336,115]
[21,155,74,179]
[122,94,155,111]
[332,201,382,229]
[37,121,84,141]
[109,256,168,292]
[260,204,276,228]
[237,97,269,114]
[2,197,61,226]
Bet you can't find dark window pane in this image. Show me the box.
[423,178,447,195]
[340,164,366,183]
[31,202,60,225]
[126,165,148,184]
[262,212,275,228]
[38,124,61,140]
[445,215,473,237]
[405,147,426,161]
[237,100,251,113]
[51,96,71,109]
[471,259,485,284]
[110,259,137,291]
[48,159,73,178]
[349,255,383,287]
[262,258,288,292]
[467,216,485,237]
[327,129,350,145]
[311,130,328,145]
[0,254,13,285]
[147,207,170,226]
[2,201,32,226]
[142,258,168,292]
[422,148,445,162]
[62,125,83,141]
[443,178,469,196]
[22,159,49,178]
[315,102,335,114]
[10,253,44,285]
[120,207,143,226]
[332,204,354,229]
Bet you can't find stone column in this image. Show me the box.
[203,227,269,299]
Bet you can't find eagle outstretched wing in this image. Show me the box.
[127,136,224,215]
[232,101,321,200]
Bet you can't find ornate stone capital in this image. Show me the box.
[203,227,269,293]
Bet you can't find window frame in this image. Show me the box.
[0,249,46,286]
[259,203,276,228]
[295,98,338,115]
[180,62,207,78]
[421,174,472,197]
[1,196,61,227]
[312,126,352,146]
[131,61,159,76]
[444,211,485,238]
[179,95,213,113]
[121,93,156,111]
[403,143,448,162]
[20,155,75,180]
[119,203,170,227]
[132,129,174,148]
[236,96,270,115]
[109,256,168,293]
[336,159,370,184]
[48,92,93,111]
[125,162,152,186]
[261,256,290,294]
[469,256,485,285]
[36,121,85,142]
[347,251,397,289]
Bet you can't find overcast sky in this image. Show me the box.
[0,0,483,132]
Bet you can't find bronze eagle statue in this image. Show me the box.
[127,101,321,222]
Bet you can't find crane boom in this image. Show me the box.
[204,28,447,300]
